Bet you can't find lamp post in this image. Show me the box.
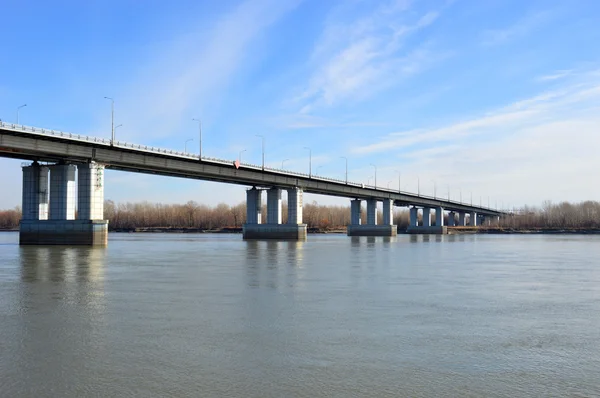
[431,180,437,199]
[417,176,420,196]
[256,135,265,170]
[317,165,323,175]
[192,118,202,160]
[340,156,348,184]
[304,147,311,177]
[396,170,401,193]
[281,158,289,169]
[447,185,450,201]
[104,97,114,145]
[17,104,27,124]
[387,180,392,188]
[184,138,193,153]
[239,149,246,163]
[370,163,377,188]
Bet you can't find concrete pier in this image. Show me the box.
[435,207,444,227]
[406,206,447,234]
[20,162,108,246]
[347,198,397,236]
[469,211,478,226]
[243,186,307,240]
[458,212,466,226]
[447,211,456,226]
[422,207,431,227]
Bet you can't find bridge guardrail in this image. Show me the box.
[0,120,501,213]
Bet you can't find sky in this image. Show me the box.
[1,0,600,210]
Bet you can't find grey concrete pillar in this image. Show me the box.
[435,207,444,227]
[266,187,282,224]
[422,207,431,227]
[49,164,76,220]
[469,211,478,226]
[350,199,362,225]
[458,212,466,226]
[366,198,378,225]
[409,207,418,227]
[77,163,105,220]
[287,187,303,224]
[382,199,393,226]
[21,164,49,221]
[246,187,262,224]
[447,211,456,226]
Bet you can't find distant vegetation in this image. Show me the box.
[1,200,600,232]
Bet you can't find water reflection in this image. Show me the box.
[244,240,306,290]
[20,246,106,283]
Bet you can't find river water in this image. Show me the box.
[1,232,599,397]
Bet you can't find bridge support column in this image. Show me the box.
[435,207,444,227]
[409,207,418,227]
[458,212,466,226]
[382,199,394,226]
[422,207,431,227]
[348,198,396,236]
[350,199,362,225]
[21,163,49,221]
[366,198,377,225]
[243,187,306,239]
[20,162,109,245]
[447,211,456,226]
[469,211,478,226]
[245,187,262,225]
[266,187,282,224]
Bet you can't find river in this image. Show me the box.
[1,232,599,397]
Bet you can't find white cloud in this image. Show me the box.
[348,71,600,206]
[295,1,442,113]
[112,0,302,142]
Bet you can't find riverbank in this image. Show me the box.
[449,227,600,234]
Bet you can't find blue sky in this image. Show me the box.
[2,0,600,209]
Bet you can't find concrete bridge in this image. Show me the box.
[0,121,503,245]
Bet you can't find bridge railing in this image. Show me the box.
[1,121,501,213]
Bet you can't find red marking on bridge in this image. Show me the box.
[234,160,240,169]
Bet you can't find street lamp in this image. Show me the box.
[387,180,392,188]
[281,158,289,169]
[17,104,27,124]
[256,135,265,170]
[104,97,114,145]
[417,176,420,196]
[396,170,401,193]
[184,138,193,153]
[370,163,377,188]
[239,149,246,163]
[447,185,451,201]
[316,165,324,175]
[340,156,348,184]
[304,147,311,177]
[192,118,202,160]
[431,180,437,199]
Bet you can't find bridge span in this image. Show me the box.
[0,121,502,244]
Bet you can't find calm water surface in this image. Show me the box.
[1,232,599,397]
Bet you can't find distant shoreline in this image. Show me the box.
[3,227,600,235]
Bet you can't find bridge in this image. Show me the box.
[0,121,503,245]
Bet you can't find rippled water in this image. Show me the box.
[1,232,600,397]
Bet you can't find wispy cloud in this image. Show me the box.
[537,69,573,81]
[294,2,443,113]
[345,70,600,205]
[481,10,553,46]
[114,0,302,141]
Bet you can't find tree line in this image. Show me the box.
[1,200,600,231]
